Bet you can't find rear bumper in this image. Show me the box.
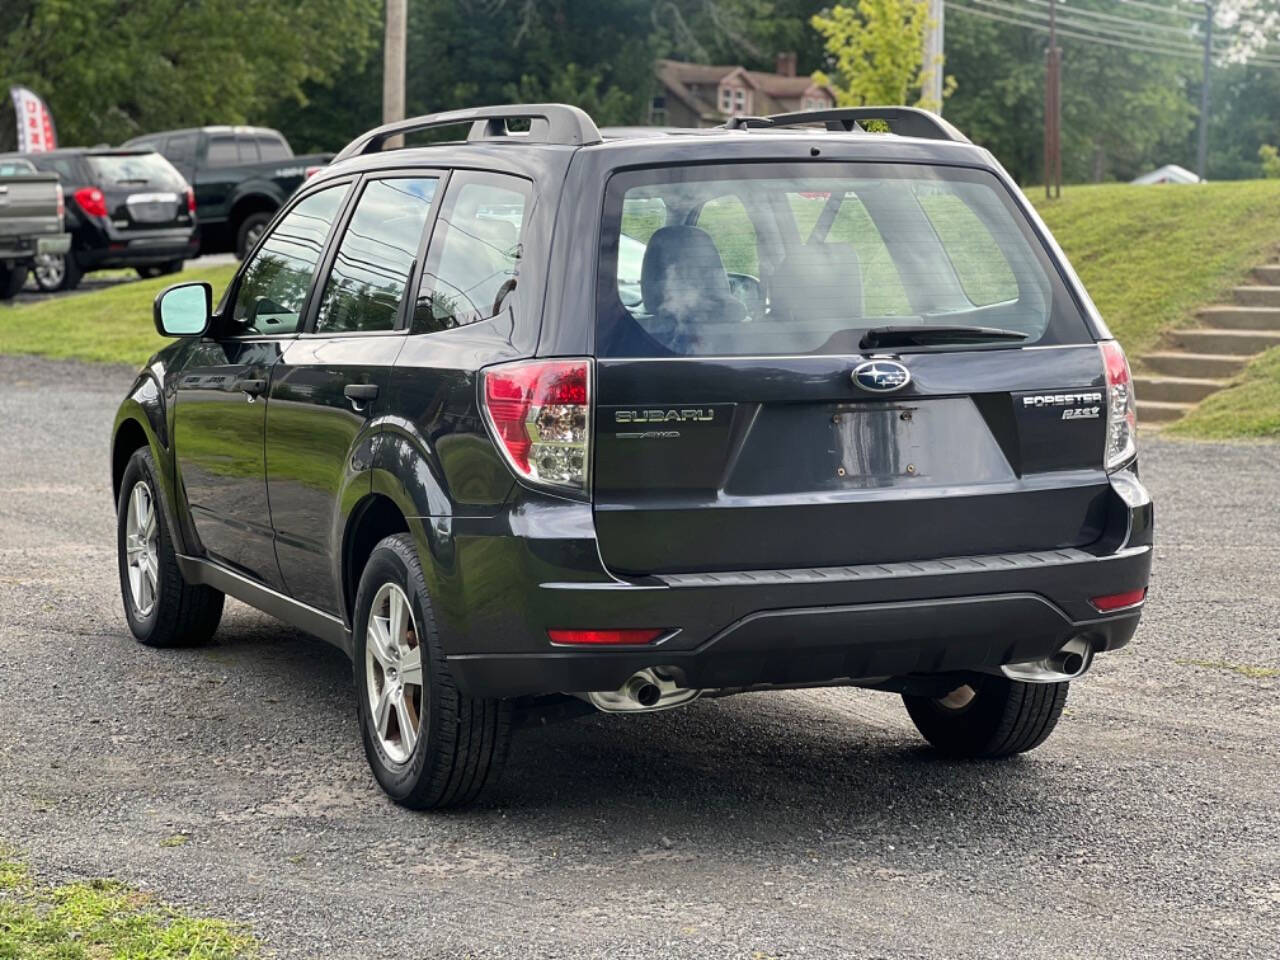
[436,470,1154,699]
[77,228,198,268]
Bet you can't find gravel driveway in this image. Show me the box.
[1,354,1277,959]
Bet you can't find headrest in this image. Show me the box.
[640,225,744,322]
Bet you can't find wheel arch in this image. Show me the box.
[112,417,150,502]
[341,493,411,625]
[228,190,281,236]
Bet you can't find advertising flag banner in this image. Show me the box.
[9,86,58,153]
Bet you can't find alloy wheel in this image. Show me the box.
[365,582,424,764]
[32,253,64,291]
[124,481,160,617]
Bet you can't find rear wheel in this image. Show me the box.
[235,211,273,260]
[353,533,511,809]
[116,447,223,647]
[0,264,26,299]
[902,674,1068,758]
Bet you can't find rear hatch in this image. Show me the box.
[0,172,61,244]
[85,151,192,233]
[591,160,1113,575]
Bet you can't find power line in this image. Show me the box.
[1018,0,1199,39]
[947,1,1280,66]
[956,0,1280,65]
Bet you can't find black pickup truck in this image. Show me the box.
[122,126,331,258]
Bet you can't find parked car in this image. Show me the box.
[0,148,198,291]
[122,125,331,258]
[0,156,70,299]
[111,104,1152,809]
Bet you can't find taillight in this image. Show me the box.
[481,359,591,495]
[185,187,196,216]
[74,187,107,218]
[55,182,64,220]
[1100,340,1136,471]
[547,628,665,646]
[1091,587,1147,612]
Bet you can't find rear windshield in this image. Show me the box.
[87,153,186,190]
[596,162,1088,358]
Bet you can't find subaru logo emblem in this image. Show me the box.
[852,360,911,393]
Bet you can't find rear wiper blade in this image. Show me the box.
[859,325,1029,349]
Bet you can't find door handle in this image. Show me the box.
[344,384,380,403]
[237,378,267,399]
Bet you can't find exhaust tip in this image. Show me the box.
[1057,651,1086,677]
[626,677,662,708]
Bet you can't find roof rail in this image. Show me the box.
[724,107,970,144]
[333,103,602,162]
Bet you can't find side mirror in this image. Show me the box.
[153,282,212,337]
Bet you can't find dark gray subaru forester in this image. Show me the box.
[111,104,1153,808]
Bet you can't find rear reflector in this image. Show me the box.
[1091,588,1147,612]
[547,628,665,646]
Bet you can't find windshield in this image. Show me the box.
[87,152,186,190]
[595,162,1089,358]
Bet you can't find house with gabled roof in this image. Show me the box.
[652,54,837,127]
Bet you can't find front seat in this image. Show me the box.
[640,225,746,352]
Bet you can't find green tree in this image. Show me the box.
[1,0,380,149]
[1260,144,1280,178]
[810,0,932,107]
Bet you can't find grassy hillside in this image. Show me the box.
[1168,345,1280,439]
[0,264,236,365]
[1033,180,1280,355]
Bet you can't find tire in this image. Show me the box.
[116,447,224,648]
[235,211,273,260]
[902,674,1068,758]
[136,260,183,280]
[0,264,26,300]
[35,252,83,291]
[353,533,511,809]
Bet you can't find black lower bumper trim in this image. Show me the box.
[447,590,1142,698]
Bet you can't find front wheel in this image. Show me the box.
[353,533,511,809]
[32,252,81,291]
[902,674,1068,758]
[116,447,223,647]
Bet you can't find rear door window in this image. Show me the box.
[206,136,237,166]
[230,184,349,335]
[314,177,439,334]
[596,162,1088,358]
[412,172,531,333]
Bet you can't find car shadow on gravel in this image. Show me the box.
[196,612,1070,856]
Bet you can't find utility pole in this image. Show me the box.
[1043,0,1061,199]
[1196,2,1214,181]
[923,0,945,115]
[383,0,407,148]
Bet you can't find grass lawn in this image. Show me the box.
[0,263,236,366]
[0,852,256,959]
[1032,179,1280,357]
[1168,345,1280,439]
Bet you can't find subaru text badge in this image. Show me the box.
[852,360,911,393]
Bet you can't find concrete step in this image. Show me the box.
[1200,304,1280,329]
[1252,264,1280,285]
[1164,327,1280,355]
[1232,285,1280,308]
[1133,374,1224,404]
[1138,399,1194,424]
[1139,351,1249,378]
